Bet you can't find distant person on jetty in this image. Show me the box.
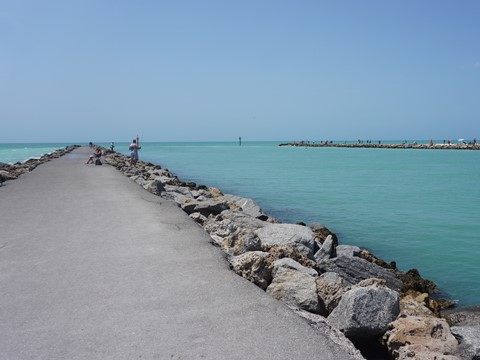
[129,139,141,166]
[110,142,115,151]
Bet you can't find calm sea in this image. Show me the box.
[2,141,479,306]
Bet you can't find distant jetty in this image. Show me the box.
[279,141,480,150]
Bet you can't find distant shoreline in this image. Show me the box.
[279,141,480,150]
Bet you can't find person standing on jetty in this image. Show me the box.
[129,137,141,166]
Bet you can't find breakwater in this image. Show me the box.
[2,146,479,359]
[101,147,479,359]
[279,141,480,150]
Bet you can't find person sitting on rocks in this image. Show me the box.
[85,147,102,164]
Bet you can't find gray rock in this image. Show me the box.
[190,190,201,198]
[267,266,324,314]
[134,176,147,186]
[327,285,400,340]
[154,173,180,186]
[255,223,316,259]
[335,245,361,258]
[165,185,194,197]
[223,229,262,256]
[142,180,161,194]
[209,235,224,247]
[229,251,272,290]
[294,310,365,360]
[189,212,207,225]
[314,234,335,262]
[0,170,15,180]
[316,272,349,314]
[451,325,480,360]
[164,185,196,204]
[154,180,165,193]
[218,210,267,231]
[204,219,237,238]
[442,306,480,326]
[181,199,229,217]
[325,256,403,292]
[271,258,318,277]
[224,194,268,220]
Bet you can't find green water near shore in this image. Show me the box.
[2,141,480,306]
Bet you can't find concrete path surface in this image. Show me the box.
[0,147,358,360]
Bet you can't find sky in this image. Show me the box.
[1,0,479,143]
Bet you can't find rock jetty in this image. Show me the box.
[99,147,479,360]
[279,141,480,150]
[5,145,478,359]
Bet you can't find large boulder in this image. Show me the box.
[327,283,400,340]
[223,228,262,256]
[316,272,349,314]
[271,257,318,277]
[142,180,164,195]
[314,234,335,263]
[204,218,238,238]
[451,325,480,360]
[229,251,272,290]
[294,310,365,360]
[386,315,460,359]
[0,170,16,180]
[266,259,323,314]
[181,199,229,217]
[217,210,267,231]
[383,292,460,359]
[255,223,316,259]
[164,185,196,204]
[335,245,361,258]
[223,194,268,220]
[325,256,403,292]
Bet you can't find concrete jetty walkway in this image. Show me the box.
[0,147,358,360]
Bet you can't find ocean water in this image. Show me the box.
[2,141,479,306]
[0,143,73,164]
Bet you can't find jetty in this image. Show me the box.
[279,141,480,150]
[0,147,358,359]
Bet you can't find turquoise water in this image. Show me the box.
[2,142,479,306]
[0,143,73,164]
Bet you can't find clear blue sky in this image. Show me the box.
[1,0,479,143]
